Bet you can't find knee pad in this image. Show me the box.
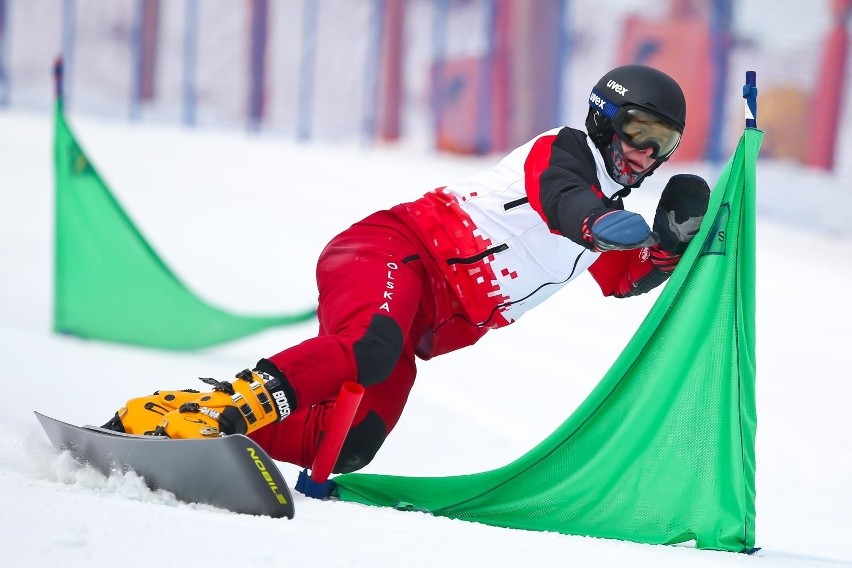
[333,411,387,474]
[352,314,404,387]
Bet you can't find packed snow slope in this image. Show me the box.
[1,108,850,567]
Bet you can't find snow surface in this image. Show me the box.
[1,108,851,567]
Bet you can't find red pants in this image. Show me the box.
[250,212,484,472]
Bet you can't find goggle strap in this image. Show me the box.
[589,88,619,119]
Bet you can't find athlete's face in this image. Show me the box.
[620,141,657,173]
[604,135,658,187]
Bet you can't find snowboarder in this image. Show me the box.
[103,64,710,474]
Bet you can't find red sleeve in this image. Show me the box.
[588,248,662,298]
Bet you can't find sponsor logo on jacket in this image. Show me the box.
[379,262,398,312]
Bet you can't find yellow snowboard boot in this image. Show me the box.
[103,365,295,439]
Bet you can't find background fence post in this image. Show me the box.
[707,0,732,163]
[297,0,318,141]
[476,0,496,154]
[377,0,404,141]
[182,0,198,126]
[362,0,384,142]
[248,0,269,131]
[0,0,9,107]
[555,0,571,128]
[61,0,76,109]
[430,0,449,146]
[130,0,160,121]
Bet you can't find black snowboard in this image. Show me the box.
[35,411,294,519]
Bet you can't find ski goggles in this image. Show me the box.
[611,106,682,161]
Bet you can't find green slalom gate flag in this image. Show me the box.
[53,100,316,350]
[335,127,764,552]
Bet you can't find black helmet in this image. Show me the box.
[586,65,686,188]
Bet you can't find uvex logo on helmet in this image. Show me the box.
[606,80,628,96]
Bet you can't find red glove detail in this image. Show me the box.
[589,246,676,299]
[648,245,681,273]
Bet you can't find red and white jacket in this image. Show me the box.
[392,126,663,333]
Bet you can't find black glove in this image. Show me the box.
[586,209,659,252]
[653,174,710,255]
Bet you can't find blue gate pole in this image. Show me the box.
[743,70,757,129]
[182,0,198,126]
